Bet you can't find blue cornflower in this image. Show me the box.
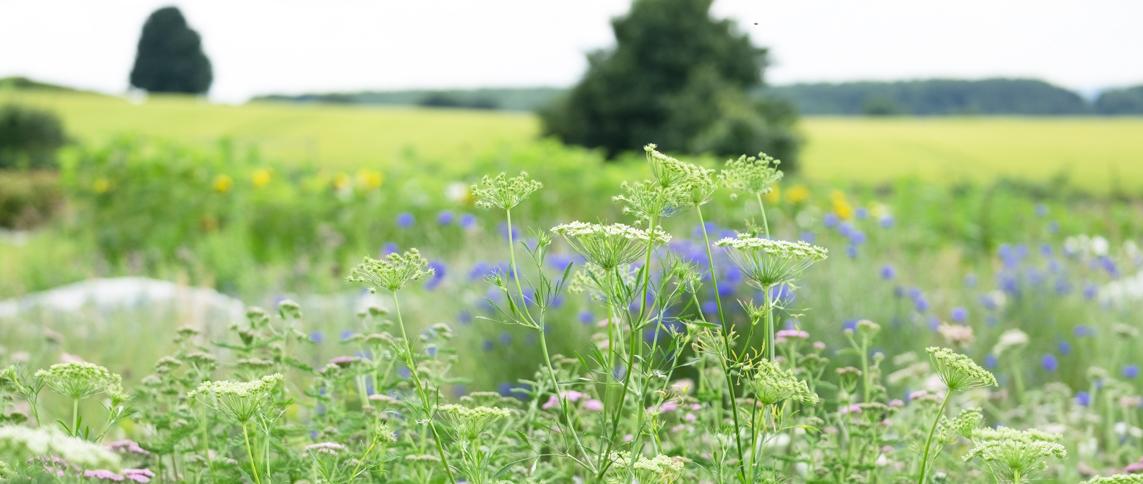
[425,261,446,290]
[823,213,839,228]
[799,231,816,243]
[458,310,472,325]
[482,340,494,352]
[1075,391,1091,407]
[964,273,977,288]
[984,354,998,369]
[309,331,325,344]
[397,366,411,379]
[498,222,520,241]
[702,300,717,315]
[1042,354,1058,372]
[914,296,929,313]
[425,346,438,357]
[1058,340,1071,356]
[436,210,455,226]
[1075,325,1093,337]
[950,307,968,323]
[1035,203,1048,217]
[1083,283,1098,300]
[382,242,399,255]
[579,310,594,325]
[846,244,859,259]
[1124,365,1140,379]
[396,212,415,228]
[459,213,477,229]
[452,384,468,398]
[880,264,895,281]
[855,207,869,220]
[879,215,894,229]
[340,330,354,341]
[499,332,513,345]
[843,319,858,332]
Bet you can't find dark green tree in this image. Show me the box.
[1094,85,1143,115]
[540,0,800,168]
[0,104,67,169]
[129,7,213,94]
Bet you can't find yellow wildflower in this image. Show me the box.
[92,177,111,194]
[332,173,350,191]
[786,184,810,204]
[251,169,272,188]
[213,174,233,193]
[830,190,853,220]
[765,184,781,204]
[357,169,383,190]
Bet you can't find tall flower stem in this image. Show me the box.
[597,214,660,479]
[755,193,771,238]
[505,209,590,472]
[763,284,775,363]
[70,397,80,438]
[391,292,457,484]
[917,390,953,484]
[696,207,748,482]
[242,422,262,484]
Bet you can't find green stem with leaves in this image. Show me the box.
[696,206,749,483]
[917,390,953,484]
[391,292,457,484]
[242,422,262,484]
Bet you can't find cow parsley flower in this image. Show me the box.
[36,362,124,400]
[716,235,829,287]
[719,152,783,196]
[471,172,542,210]
[643,144,717,206]
[189,374,284,423]
[632,454,688,482]
[751,359,819,405]
[348,249,434,293]
[964,427,1067,481]
[926,347,998,391]
[551,221,671,269]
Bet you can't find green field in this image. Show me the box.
[6,89,1143,191]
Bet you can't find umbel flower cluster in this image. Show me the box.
[551,221,672,269]
[0,425,120,468]
[347,248,434,293]
[188,374,284,422]
[927,346,999,391]
[965,427,1068,480]
[471,171,543,210]
[718,152,784,196]
[751,359,819,405]
[35,362,123,400]
[716,235,829,287]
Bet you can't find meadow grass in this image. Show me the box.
[7,89,1143,192]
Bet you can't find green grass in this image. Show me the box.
[6,89,1143,192]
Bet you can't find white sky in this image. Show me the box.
[1,0,1141,103]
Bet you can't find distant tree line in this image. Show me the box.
[256,79,1143,116]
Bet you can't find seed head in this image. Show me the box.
[189,374,284,423]
[348,249,434,293]
[926,347,998,392]
[751,359,819,405]
[471,172,542,210]
[719,152,784,196]
[964,427,1066,480]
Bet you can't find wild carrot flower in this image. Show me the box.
[188,374,284,423]
[347,249,434,293]
[719,152,783,196]
[0,425,120,468]
[716,235,828,287]
[551,221,671,269]
[964,427,1067,481]
[36,362,123,400]
[471,172,542,210]
[751,359,819,405]
[926,347,998,391]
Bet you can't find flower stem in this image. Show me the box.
[242,422,262,484]
[917,390,953,484]
[70,397,79,438]
[697,207,748,483]
[755,193,771,238]
[392,292,457,484]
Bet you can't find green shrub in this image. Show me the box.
[0,171,62,229]
[0,104,67,169]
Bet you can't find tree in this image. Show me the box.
[1094,85,1143,115]
[129,7,213,95]
[540,0,800,168]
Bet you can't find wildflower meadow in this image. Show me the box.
[2,140,1143,483]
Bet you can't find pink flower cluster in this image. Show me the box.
[106,439,149,455]
[83,469,154,483]
[542,390,603,412]
[775,329,810,343]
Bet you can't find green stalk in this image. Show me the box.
[596,214,659,479]
[504,208,590,471]
[917,390,953,484]
[755,193,771,238]
[392,292,457,484]
[70,397,79,437]
[242,422,262,484]
[763,284,775,363]
[696,207,748,483]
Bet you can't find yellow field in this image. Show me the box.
[7,90,1143,191]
